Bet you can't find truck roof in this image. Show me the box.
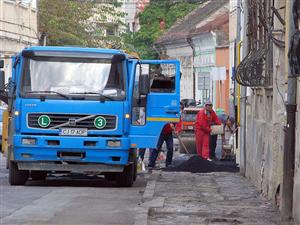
[23,46,124,55]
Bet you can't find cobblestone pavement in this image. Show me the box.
[147,171,295,225]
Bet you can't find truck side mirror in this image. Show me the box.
[0,60,4,69]
[139,74,150,95]
[0,70,5,92]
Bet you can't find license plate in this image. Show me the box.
[59,128,88,136]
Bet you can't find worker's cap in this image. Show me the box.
[204,100,213,106]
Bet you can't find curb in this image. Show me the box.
[134,170,165,225]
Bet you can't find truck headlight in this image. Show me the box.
[22,138,36,145]
[107,140,121,147]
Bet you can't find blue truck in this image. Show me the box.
[0,46,180,187]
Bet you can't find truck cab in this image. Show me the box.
[0,46,180,187]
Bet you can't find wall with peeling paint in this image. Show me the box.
[236,0,300,223]
[245,86,285,204]
[243,0,286,210]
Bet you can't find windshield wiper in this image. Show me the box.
[26,91,69,100]
[69,92,115,101]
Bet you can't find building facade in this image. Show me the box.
[235,0,300,223]
[155,0,229,103]
[94,0,149,40]
[0,0,38,79]
[215,46,230,113]
[191,33,215,104]
[189,10,229,106]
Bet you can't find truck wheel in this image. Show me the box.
[116,164,134,187]
[31,171,47,181]
[104,173,116,182]
[9,161,29,185]
[133,157,137,181]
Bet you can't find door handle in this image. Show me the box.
[164,106,179,114]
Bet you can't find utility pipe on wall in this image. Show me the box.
[281,0,297,220]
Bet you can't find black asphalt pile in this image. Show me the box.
[164,155,239,173]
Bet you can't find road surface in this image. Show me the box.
[0,154,147,225]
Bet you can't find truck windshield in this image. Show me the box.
[21,57,125,100]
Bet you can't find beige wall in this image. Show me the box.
[229,10,237,43]
[225,0,300,223]
[0,0,38,54]
[0,0,38,77]
[240,0,300,222]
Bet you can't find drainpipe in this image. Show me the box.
[239,0,248,178]
[281,0,297,220]
[235,0,247,175]
[187,37,196,99]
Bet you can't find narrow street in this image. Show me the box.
[147,171,293,225]
[0,150,295,225]
[0,154,147,225]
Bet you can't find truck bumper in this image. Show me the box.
[17,162,124,173]
[13,135,132,166]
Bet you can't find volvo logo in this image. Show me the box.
[68,119,77,126]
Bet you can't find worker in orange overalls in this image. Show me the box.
[195,100,221,160]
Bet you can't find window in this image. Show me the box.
[21,56,125,100]
[149,64,175,93]
[106,27,115,36]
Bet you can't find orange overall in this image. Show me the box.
[195,109,221,159]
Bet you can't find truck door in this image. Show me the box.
[129,60,180,148]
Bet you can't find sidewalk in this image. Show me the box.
[138,170,294,225]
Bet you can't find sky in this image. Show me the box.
[21,0,36,8]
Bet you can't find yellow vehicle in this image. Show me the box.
[2,109,9,155]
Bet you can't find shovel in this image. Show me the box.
[172,129,191,155]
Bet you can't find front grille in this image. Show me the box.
[28,113,117,130]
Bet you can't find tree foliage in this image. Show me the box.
[39,0,126,47]
[123,1,197,59]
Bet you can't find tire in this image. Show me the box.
[104,173,116,182]
[31,171,47,181]
[116,163,134,187]
[9,161,29,185]
[133,157,137,181]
